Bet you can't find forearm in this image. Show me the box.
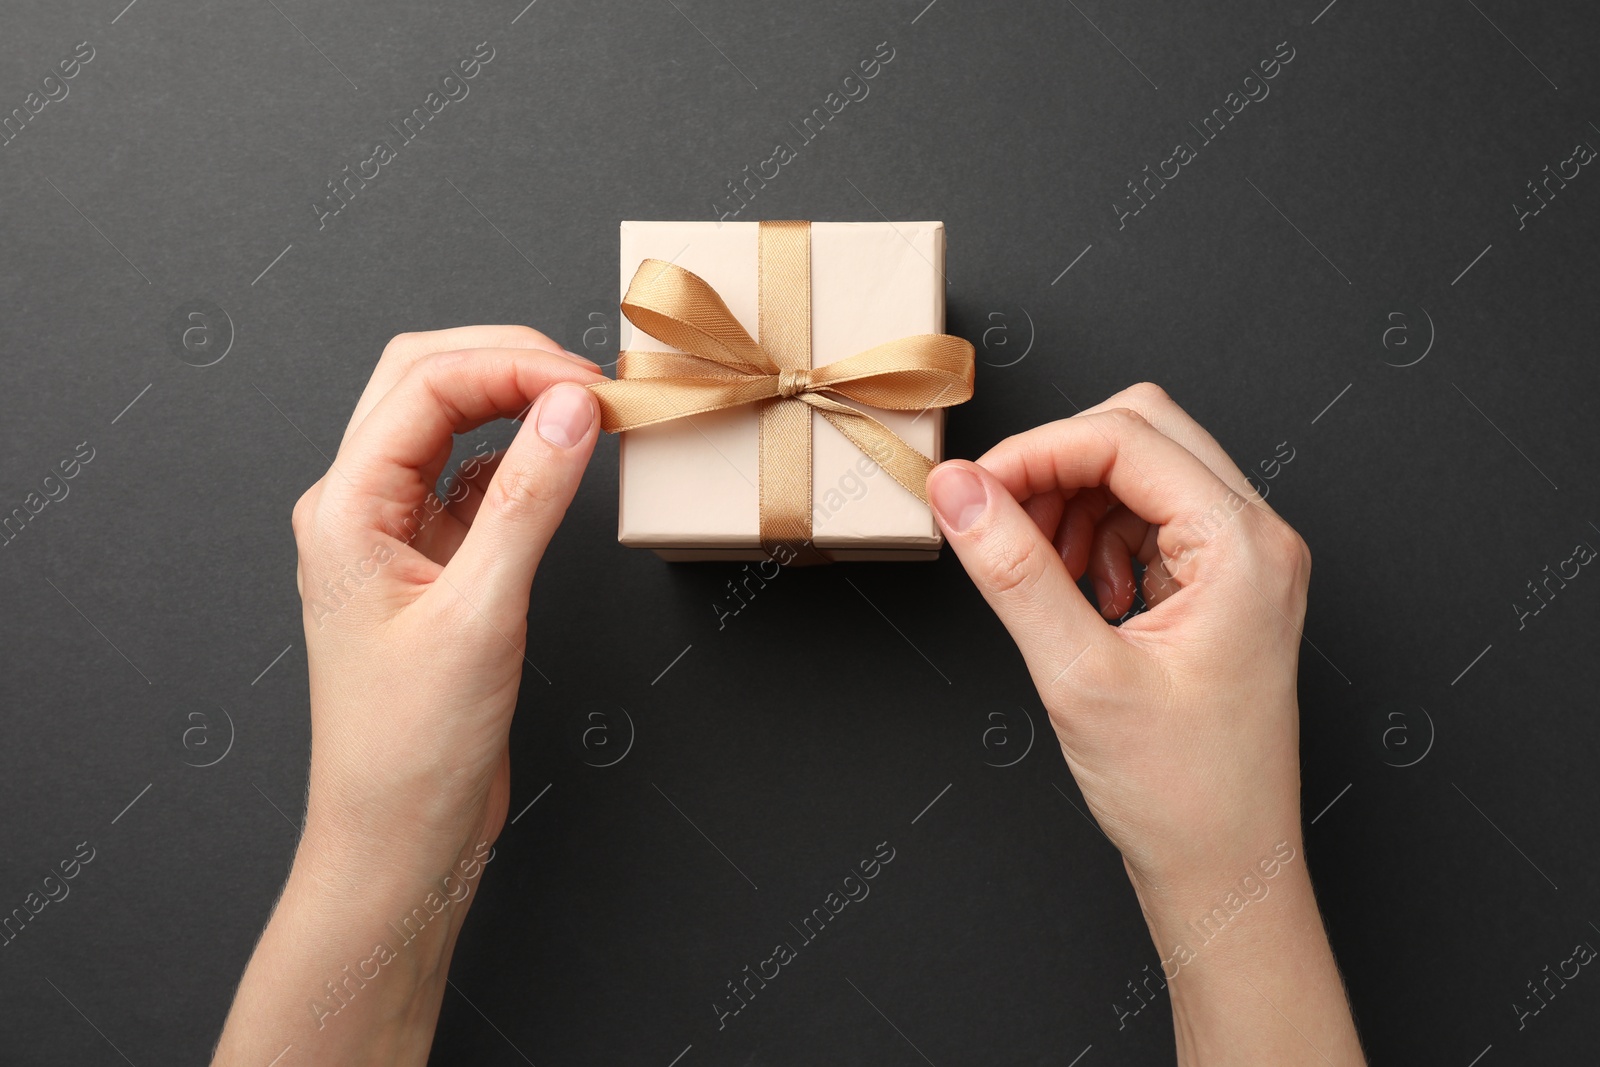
[212,829,492,1066]
[1132,840,1365,1066]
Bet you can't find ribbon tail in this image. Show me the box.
[804,394,936,505]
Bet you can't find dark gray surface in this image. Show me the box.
[2,0,1597,1063]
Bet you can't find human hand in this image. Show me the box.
[928,382,1307,893]
[213,326,601,1066]
[292,325,602,872]
[927,383,1363,1064]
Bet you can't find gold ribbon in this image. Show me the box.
[590,220,974,560]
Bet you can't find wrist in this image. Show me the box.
[1129,836,1306,953]
[289,847,479,1019]
[302,753,496,881]
[286,828,497,960]
[212,833,496,1066]
[1124,841,1365,1066]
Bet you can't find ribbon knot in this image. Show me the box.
[590,221,975,560]
[777,368,811,398]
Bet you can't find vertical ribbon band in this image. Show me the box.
[756,221,820,562]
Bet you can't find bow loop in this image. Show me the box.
[809,334,975,411]
[620,259,774,376]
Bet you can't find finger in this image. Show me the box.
[340,326,598,449]
[443,451,506,528]
[927,460,1121,688]
[439,383,599,622]
[1086,504,1163,619]
[973,409,1259,586]
[1053,486,1112,581]
[1021,490,1065,544]
[1073,382,1267,510]
[323,349,601,547]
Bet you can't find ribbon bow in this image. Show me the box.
[590,220,975,560]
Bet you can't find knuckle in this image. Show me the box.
[376,333,442,391]
[1257,516,1308,572]
[414,347,469,380]
[484,460,560,517]
[507,324,557,350]
[412,346,467,373]
[290,487,317,538]
[381,332,421,362]
[1295,532,1313,580]
[1102,406,1147,431]
[1123,381,1172,410]
[404,351,475,419]
[984,533,1047,599]
[382,332,470,382]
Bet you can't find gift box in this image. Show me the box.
[593,220,974,562]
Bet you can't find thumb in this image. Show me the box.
[441,382,598,622]
[927,460,1114,690]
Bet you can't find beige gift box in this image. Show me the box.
[614,220,955,562]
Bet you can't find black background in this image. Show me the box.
[2,0,1597,1064]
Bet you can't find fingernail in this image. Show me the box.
[1092,578,1113,614]
[560,348,601,369]
[536,383,595,448]
[928,465,987,533]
